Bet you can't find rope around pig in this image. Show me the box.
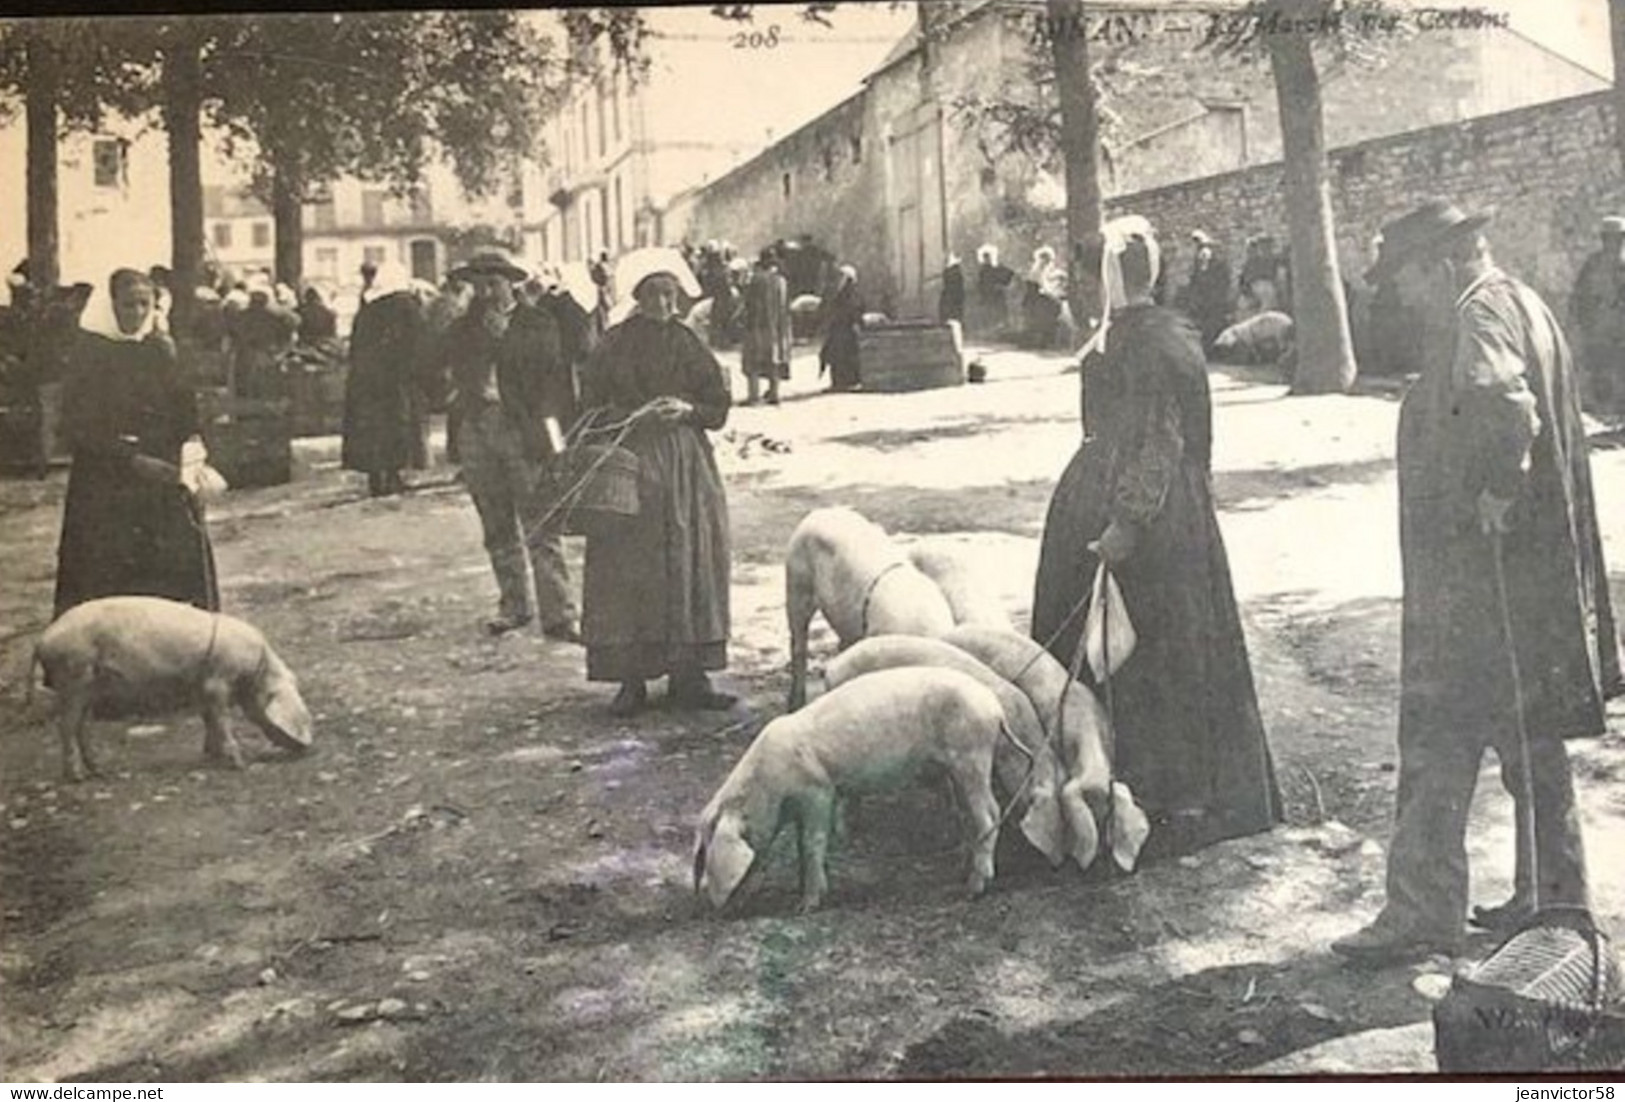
[852,582,1112,868]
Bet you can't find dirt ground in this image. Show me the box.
[3,344,1623,1081]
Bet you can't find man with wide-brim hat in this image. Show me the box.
[435,247,581,641]
[447,250,531,285]
[1569,214,1625,417]
[1332,198,1622,966]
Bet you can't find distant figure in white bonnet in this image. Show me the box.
[342,260,429,498]
[225,270,298,400]
[819,263,864,391]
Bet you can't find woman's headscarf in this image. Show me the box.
[80,269,158,343]
[608,247,703,325]
[364,260,412,303]
[1077,215,1161,359]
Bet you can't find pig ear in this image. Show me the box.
[1019,787,1069,868]
[1109,782,1151,872]
[700,811,756,909]
[1061,780,1100,871]
[261,683,313,752]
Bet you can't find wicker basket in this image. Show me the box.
[535,442,640,536]
[1435,907,1625,1072]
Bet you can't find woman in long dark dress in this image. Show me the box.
[342,263,429,497]
[1030,218,1280,860]
[579,252,734,717]
[820,265,863,391]
[54,268,219,619]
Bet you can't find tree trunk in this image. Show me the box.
[271,155,304,289]
[25,28,61,291]
[162,29,205,341]
[1612,0,1625,175]
[1268,23,1356,395]
[1046,0,1103,340]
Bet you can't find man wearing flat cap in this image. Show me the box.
[1569,215,1625,419]
[440,249,580,641]
[1333,199,1622,965]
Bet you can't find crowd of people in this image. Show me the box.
[680,236,865,397]
[19,188,1623,971]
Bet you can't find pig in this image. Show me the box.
[34,596,313,781]
[823,634,1076,869]
[942,625,1150,872]
[785,507,955,710]
[905,542,1014,630]
[693,666,1014,912]
[1211,310,1295,367]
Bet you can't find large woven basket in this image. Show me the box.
[535,442,640,536]
[1435,907,1625,1072]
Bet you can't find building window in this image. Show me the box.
[611,71,622,143]
[313,247,339,281]
[362,245,389,270]
[92,138,125,189]
[613,175,624,252]
[361,189,388,229]
[581,101,591,163]
[821,147,835,182]
[309,197,337,232]
[782,172,792,201]
[409,188,433,223]
[212,222,233,249]
[597,83,608,158]
[252,221,271,249]
[850,135,862,164]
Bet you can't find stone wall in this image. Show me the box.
[682,92,891,308]
[679,2,1613,326]
[1084,90,1624,321]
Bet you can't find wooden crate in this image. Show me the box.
[857,322,965,393]
[197,389,293,489]
[287,364,347,438]
[0,381,67,477]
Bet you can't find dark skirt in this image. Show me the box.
[822,327,860,389]
[1031,443,1281,855]
[54,458,220,619]
[582,424,730,682]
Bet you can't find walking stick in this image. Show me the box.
[1489,529,1541,915]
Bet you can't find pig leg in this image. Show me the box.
[200,680,245,770]
[786,554,818,711]
[794,789,836,912]
[57,687,94,783]
[953,762,1000,898]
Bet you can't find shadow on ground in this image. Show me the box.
[896,952,1447,1078]
[1216,458,1394,513]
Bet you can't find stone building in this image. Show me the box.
[532,4,914,268]
[680,0,1606,323]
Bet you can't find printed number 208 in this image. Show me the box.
[733,26,781,48]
